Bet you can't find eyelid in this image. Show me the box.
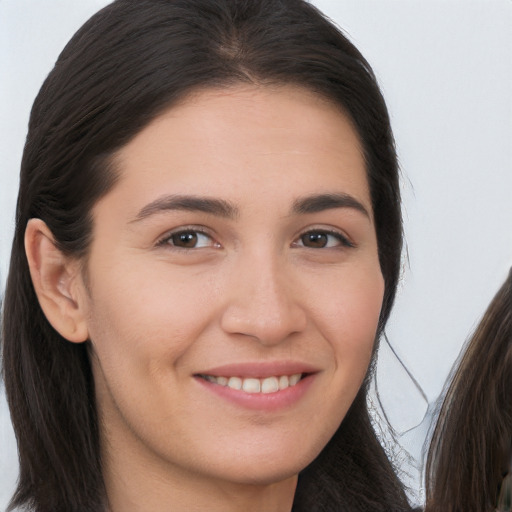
[154,225,355,250]
[293,227,356,249]
[156,225,220,249]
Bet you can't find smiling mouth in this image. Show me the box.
[196,373,304,394]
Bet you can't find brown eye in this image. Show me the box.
[296,230,353,249]
[163,230,216,249]
[171,231,198,248]
[301,232,329,248]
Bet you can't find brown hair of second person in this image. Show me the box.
[425,269,512,512]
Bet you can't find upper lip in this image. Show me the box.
[196,361,320,379]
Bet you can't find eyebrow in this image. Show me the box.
[132,194,239,222]
[292,193,370,218]
[132,192,370,223]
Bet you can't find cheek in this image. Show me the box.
[84,264,218,377]
[301,266,384,449]
[323,263,384,335]
[317,264,385,374]
[85,274,215,434]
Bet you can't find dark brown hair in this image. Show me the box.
[2,1,408,511]
[425,269,512,512]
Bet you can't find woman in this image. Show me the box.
[425,269,512,512]
[2,0,411,510]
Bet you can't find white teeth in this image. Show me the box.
[227,376,242,390]
[202,373,303,393]
[278,375,289,389]
[289,373,301,386]
[242,378,261,393]
[261,376,279,394]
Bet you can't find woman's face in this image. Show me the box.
[80,85,384,489]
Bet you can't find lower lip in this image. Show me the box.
[195,374,315,411]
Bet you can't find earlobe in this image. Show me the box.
[25,218,89,343]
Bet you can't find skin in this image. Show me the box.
[26,84,384,512]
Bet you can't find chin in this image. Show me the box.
[203,442,323,487]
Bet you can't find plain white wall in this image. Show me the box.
[1,0,511,508]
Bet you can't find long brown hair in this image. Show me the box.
[2,1,408,510]
[425,269,512,512]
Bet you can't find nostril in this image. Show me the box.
[219,265,307,344]
[220,305,306,346]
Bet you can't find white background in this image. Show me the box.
[1,0,511,509]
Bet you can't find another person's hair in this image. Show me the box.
[1,1,408,511]
[425,269,512,512]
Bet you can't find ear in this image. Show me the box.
[25,218,89,343]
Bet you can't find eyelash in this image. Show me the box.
[156,227,355,250]
[156,227,218,250]
[293,229,355,249]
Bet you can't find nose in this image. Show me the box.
[220,254,307,346]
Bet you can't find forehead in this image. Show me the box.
[101,84,371,219]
